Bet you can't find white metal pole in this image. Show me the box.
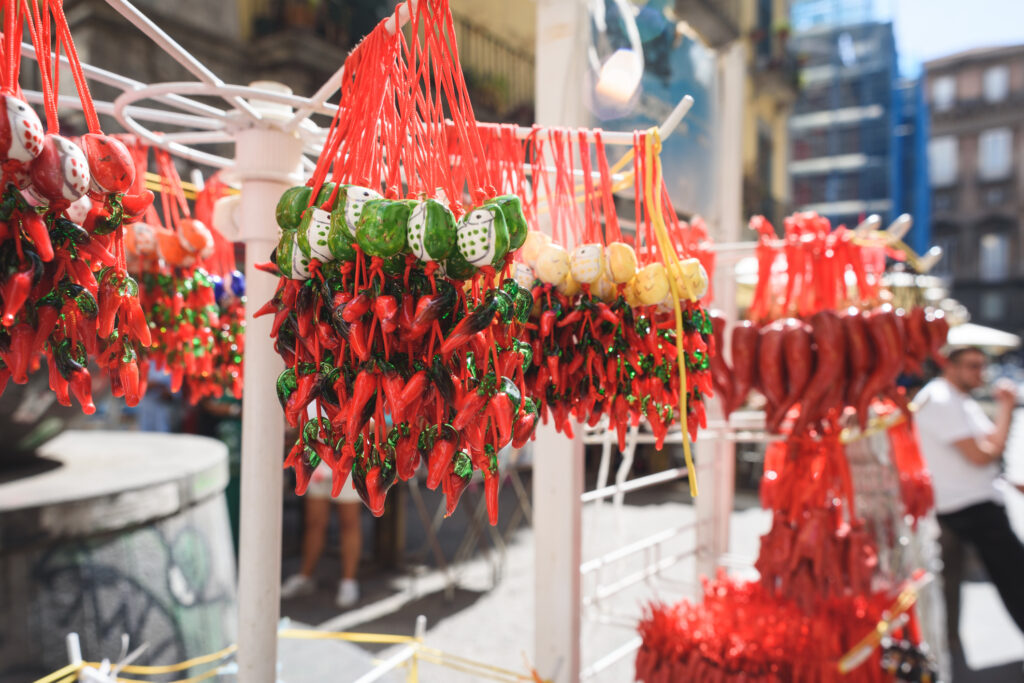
[234,84,305,683]
[533,1,587,681]
[696,41,746,580]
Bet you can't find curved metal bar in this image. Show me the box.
[103,0,262,121]
[156,129,235,145]
[21,41,229,120]
[21,90,226,131]
[112,81,342,168]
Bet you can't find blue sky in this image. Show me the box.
[886,0,1024,75]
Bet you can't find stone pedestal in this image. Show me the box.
[0,431,236,682]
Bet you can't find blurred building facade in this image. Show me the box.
[739,0,798,229]
[788,19,898,228]
[787,0,932,250]
[925,44,1024,332]
[60,0,534,134]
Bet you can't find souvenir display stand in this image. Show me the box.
[15,2,722,681]
[12,1,945,681]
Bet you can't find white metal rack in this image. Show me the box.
[16,2,714,681]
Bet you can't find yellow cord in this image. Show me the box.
[111,645,236,674]
[32,663,82,683]
[837,583,919,673]
[113,666,221,683]
[278,628,416,644]
[643,128,697,497]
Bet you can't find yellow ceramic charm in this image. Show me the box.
[605,242,638,284]
[521,231,551,269]
[635,262,670,306]
[569,243,606,284]
[624,277,643,308]
[592,276,616,302]
[556,271,580,297]
[536,243,570,285]
[668,257,709,301]
[512,262,536,290]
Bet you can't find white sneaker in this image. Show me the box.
[281,574,316,599]
[336,579,359,608]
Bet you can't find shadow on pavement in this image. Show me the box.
[953,657,1024,682]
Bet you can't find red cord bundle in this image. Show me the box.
[886,412,934,526]
[636,573,900,683]
[126,147,243,403]
[258,0,537,522]
[508,128,715,450]
[0,1,155,412]
[637,436,928,682]
[716,213,949,436]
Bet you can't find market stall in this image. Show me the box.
[0,1,954,682]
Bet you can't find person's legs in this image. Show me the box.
[937,516,966,663]
[336,502,362,607]
[300,496,331,577]
[338,502,362,581]
[957,502,1024,634]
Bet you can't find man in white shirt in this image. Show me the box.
[915,346,1024,657]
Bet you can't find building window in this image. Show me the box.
[979,232,1009,282]
[933,234,956,277]
[931,75,956,111]
[978,128,1013,181]
[928,136,958,187]
[984,186,1006,207]
[983,65,1009,103]
[980,291,1007,321]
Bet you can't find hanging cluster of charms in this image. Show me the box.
[636,437,933,683]
[124,148,245,403]
[138,268,245,402]
[498,128,714,472]
[0,2,155,412]
[259,0,543,523]
[261,184,536,521]
[731,212,949,435]
[516,230,711,450]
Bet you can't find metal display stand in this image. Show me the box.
[17,2,702,680]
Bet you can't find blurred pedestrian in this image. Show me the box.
[137,367,178,432]
[915,346,1024,655]
[280,465,363,608]
[281,405,364,608]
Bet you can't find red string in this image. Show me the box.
[48,0,98,133]
[23,0,59,133]
[633,131,642,255]
[3,3,18,92]
[593,131,622,243]
[577,129,596,244]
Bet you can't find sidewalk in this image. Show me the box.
[277,479,1024,682]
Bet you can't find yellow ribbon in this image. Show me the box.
[837,583,920,673]
[642,128,697,497]
[32,663,82,683]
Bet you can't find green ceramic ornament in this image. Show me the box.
[276,186,312,231]
[274,231,309,280]
[442,249,477,280]
[406,198,457,262]
[296,207,333,262]
[315,182,337,208]
[381,253,407,277]
[356,199,410,257]
[327,221,357,262]
[291,234,311,280]
[275,230,295,277]
[330,185,382,239]
[277,183,337,232]
[456,205,509,268]
[488,195,528,251]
